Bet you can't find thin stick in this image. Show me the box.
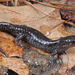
[15,0,18,6]
[0,49,8,57]
[24,1,75,26]
[31,0,75,10]
[49,2,74,7]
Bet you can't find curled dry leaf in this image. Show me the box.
[0,32,15,41]
[2,58,29,75]
[0,0,75,74]
[0,55,29,75]
[0,55,4,65]
[0,32,28,75]
[0,36,23,57]
[58,47,75,75]
[0,0,8,2]
[57,26,75,36]
[40,25,50,35]
[58,26,75,74]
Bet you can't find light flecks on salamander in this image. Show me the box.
[0,22,75,66]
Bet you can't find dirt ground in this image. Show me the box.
[0,0,75,75]
[23,41,75,75]
[22,23,75,75]
[23,25,75,75]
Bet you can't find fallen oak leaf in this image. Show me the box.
[2,58,29,75]
[66,47,75,69]
[0,49,8,57]
[40,25,50,35]
[0,57,29,75]
[0,28,50,56]
[0,55,4,65]
[58,47,75,75]
[57,26,75,36]
[0,32,15,41]
[0,49,29,75]
[58,54,68,75]
[0,36,23,57]
[0,65,19,75]
[0,0,9,2]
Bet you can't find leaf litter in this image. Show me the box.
[0,0,75,75]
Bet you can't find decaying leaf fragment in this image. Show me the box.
[2,58,29,75]
[0,35,23,57]
[57,26,74,36]
[0,32,29,75]
[0,32,14,41]
[0,54,29,75]
[0,0,8,2]
[58,47,75,75]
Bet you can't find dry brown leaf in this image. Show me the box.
[58,47,75,75]
[2,58,29,75]
[0,54,29,75]
[57,26,75,36]
[0,55,4,65]
[0,0,9,2]
[0,36,23,57]
[40,25,50,35]
[0,0,74,74]
[0,32,14,41]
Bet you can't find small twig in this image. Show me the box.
[18,8,55,23]
[6,0,9,6]
[15,0,18,6]
[24,1,53,17]
[11,0,15,6]
[0,49,8,57]
[31,0,75,10]
[23,1,75,26]
[0,4,21,15]
[49,2,74,7]
[49,22,63,31]
[49,16,75,31]
[19,16,46,23]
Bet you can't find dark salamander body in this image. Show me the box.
[0,22,75,65]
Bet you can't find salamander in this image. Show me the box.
[0,22,75,66]
[60,9,75,27]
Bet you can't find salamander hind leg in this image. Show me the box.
[48,50,57,67]
[15,34,24,48]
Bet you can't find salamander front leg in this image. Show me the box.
[48,50,57,66]
[15,35,24,47]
